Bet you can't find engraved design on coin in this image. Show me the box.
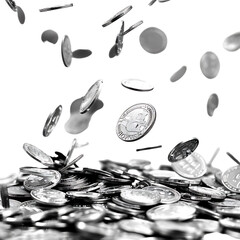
[222,165,240,193]
[61,35,72,67]
[116,103,156,141]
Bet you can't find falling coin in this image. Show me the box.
[41,30,58,44]
[72,49,92,59]
[207,93,219,117]
[200,51,220,79]
[121,79,154,92]
[5,0,17,11]
[223,32,240,52]
[39,3,73,12]
[222,165,240,193]
[170,66,187,82]
[61,35,72,67]
[16,6,25,24]
[139,27,167,54]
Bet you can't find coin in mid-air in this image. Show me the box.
[121,79,154,91]
[222,165,240,193]
[223,32,240,52]
[116,103,156,142]
[207,93,219,117]
[170,66,187,82]
[41,30,58,44]
[61,35,72,67]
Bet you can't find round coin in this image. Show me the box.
[222,165,240,193]
[121,79,154,92]
[80,80,103,113]
[23,143,53,167]
[116,103,156,142]
[61,35,72,67]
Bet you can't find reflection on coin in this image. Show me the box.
[207,93,219,117]
[171,152,207,179]
[7,185,31,198]
[208,198,240,207]
[170,66,187,82]
[102,5,133,27]
[222,165,240,193]
[31,189,68,206]
[139,27,167,54]
[116,103,156,142]
[123,20,143,36]
[23,143,53,167]
[193,219,220,233]
[43,105,62,137]
[80,80,103,113]
[189,186,226,200]
[61,35,72,67]
[223,32,240,52]
[121,79,154,92]
[41,30,58,44]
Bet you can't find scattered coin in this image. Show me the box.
[207,93,219,117]
[41,30,58,44]
[139,27,167,54]
[223,32,240,52]
[200,51,220,79]
[72,49,92,59]
[222,165,240,193]
[170,66,187,82]
[39,3,73,12]
[16,6,25,24]
[5,0,17,11]
[61,35,72,67]
[121,79,154,92]
[123,20,143,36]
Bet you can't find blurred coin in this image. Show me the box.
[171,152,207,179]
[72,49,92,59]
[60,154,84,172]
[148,0,157,6]
[23,143,53,167]
[19,167,54,177]
[193,219,220,233]
[41,30,58,44]
[80,80,103,113]
[219,218,240,231]
[0,199,21,210]
[222,165,240,193]
[127,159,151,169]
[107,202,144,216]
[216,207,240,218]
[61,35,72,67]
[16,6,25,24]
[144,169,178,180]
[223,32,240,51]
[139,27,167,54]
[112,196,142,210]
[200,51,220,79]
[7,185,31,198]
[189,186,226,200]
[168,138,199,162]
[109,44,118,58]
[116,103,156,142]
[39,3,73,12]
[208,198,240,207]
[102,5,133,27]
[116,21,124,56]
[123,20,143,36]
[5,0,17,11]
[35,220,68,229]
[121,79,154,92]
[207,93,219,117]
[170,66,187,82]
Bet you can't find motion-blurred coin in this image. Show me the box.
[20,167,54,177]
[226,152,240,165]
[123,20,143,36]
[207,93,219,117]
[115,21,124,56]
[41,30,58,44]
[219,218,240,231]
[208,198,240,207]
[39,3,73,12]
[102,5,133,27]
[16,6,25,24]
[116,103,156,142]
[144,169,179,180]
[72,49,92,59]
[139,27,167,54]
[170,66,187,82]
[121,79,154,91]
[223,32,240,52]
[80,80,103,113]
[7,185,31,198]
[61,35,72,67]
[171,152,207,179]
[31,189,68,206]
[168,138,199,162]
[222,165,240,193]
[5,0,16,11]
[43,105,62,137]
[200,51,220,79]
[23,143,53,167]
[193,219,220,233]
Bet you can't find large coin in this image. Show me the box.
[222,165,240,193]
[23,143,53,167]
[80,80,103,113]
[61,35,72,67]
[116,103,156,142]
[121,79,154,92]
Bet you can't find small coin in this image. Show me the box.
[41,29,58,44]
[16,6,25,24]
[115,21,124,56]
[102,5,133,27]
[170,66,187,82]
[121,79,154,92]
[116,103,156,142]
[222,165,240,193]
[123,20,143,36]
[223,32,240,52]
[23,143,53,167]
[189,186,226,200]
[39,3,73,12]
[139,27,167,54]
[61,35,72,67]
[207,93,219,117]
[193,219,220,233]
[80,80,103,113]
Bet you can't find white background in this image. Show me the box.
[1,0,240,177]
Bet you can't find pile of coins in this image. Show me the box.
[0,138,239,239]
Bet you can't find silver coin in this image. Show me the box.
[41,29,58,44]
[121,79,154,92]
[223,32,240,52]
[61,35,72,67]
[189,186,226,200]
[171,152,207,179]
[219,218,240,231]
[19,167,54,177]
[80,80,103,113]
[39,3,73,12]
[120,189,161,206]
[222,165,240,193]
[31,189,68,206]
[146,202,196,221]
[116,103,156,142]
[0,199,21,210]
[123,20,143,36]
[43,105,62,137]
[116,21,124,56]
[208,198,240,207]
[7,185,31,198]
[5,0,17,11]
[23,143,53,167]
[207,93,219,117]
[170,66,187,82]
[193,219,220,233]
[145,169,179,180]
[216,207,240,218]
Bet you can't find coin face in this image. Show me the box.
[80,80,103,113]
[121,79,154,92]
[222,165,240,193]
[171,152,207,179]
[23,143,53,167]
[61,35,72,67]
[116,103,156,142]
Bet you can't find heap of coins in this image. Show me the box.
[0,138,239,239]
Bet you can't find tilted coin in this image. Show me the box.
[39,3,73,12]
[207,93,219,117]
[193,219,220,233]
[61,35,72,67]
[107,202,144,216]
[226,152,240,165]
[216,207,240,218]
[63,138,78,165]
[16,6,25,24]
[171,152,207,179]
[43,105,62,137]
[223,32,240,52]
[200,51,220,79]
[7,185,31,198]
[116,103,156,142]
[219,218,240,231]
[168,138,199,162]
[112,196,142,210]
[144,169,179,180]
[102,5,133,27]
[170,66,187,82]
[5,0,17,11]
[123,20,143,36]
[208,198,240,207]
[23,143,53,167]
[115,21,124,56]
[41,29,58,44]
[139,27,167,54]
[121,79,154,92]
[80,80,103,113]
[222,165,240,193]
